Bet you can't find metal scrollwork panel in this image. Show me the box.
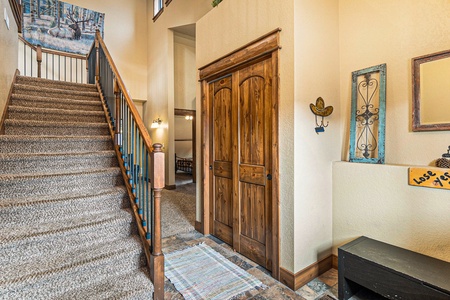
[349,64,386,164]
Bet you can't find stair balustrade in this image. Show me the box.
[87,30,165,300]
[18,35,87,83]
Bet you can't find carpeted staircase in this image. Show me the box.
[0,76,154,299]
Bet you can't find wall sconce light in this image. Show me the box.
[185,115,193,120]
[151,118,162,128]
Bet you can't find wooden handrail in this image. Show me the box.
[94,31,154,154]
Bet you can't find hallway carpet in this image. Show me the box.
[161,185,196,238]
[0,76,153,299]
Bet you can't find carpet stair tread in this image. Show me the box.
[0,210,137,267]
[0,187,129,227]
[8,105,106,123]
[16,76,97,92]
[0,238,146,299]
[0,135,114,153]
[11,94,103,111]
[0,150,117,174]
[0,185,126,208]
[0,167,124,199]
[0,208,133,245]
[14,83,100,99]
[57,268,153,300]
[0,236,144,285]
[0,166,121,179]
[4,119,110,136]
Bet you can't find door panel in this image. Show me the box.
[239,164,266,186]
[211,76,233,244]
[236,58,272,270]
[239,74,265,166]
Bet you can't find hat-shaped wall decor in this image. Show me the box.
[310,97,333,134]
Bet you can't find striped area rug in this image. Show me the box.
[165,243,266,300]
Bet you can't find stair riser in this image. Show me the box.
[0,139,114,154]
[0,216,138,266]
[16,78,97,93]
[0,248,146,299]
[0,155,118,174]
[0,171,124,200]
[11,97,103,111]
[14,86,99,101]
[4,123,110,136]
[0,192,129,227]
[8,110,106,123]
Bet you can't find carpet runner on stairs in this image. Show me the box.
[0,75,154,299]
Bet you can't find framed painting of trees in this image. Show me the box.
[22,1,105,55]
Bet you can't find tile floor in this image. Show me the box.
[162,230,339,300]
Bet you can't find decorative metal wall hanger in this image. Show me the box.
[310,97,333,134]
[349,63,386,164]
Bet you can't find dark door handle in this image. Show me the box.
[209,165,213,170]
[267,174,272,180]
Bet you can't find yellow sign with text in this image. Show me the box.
[409,167,450,190]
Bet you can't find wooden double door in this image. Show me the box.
[206,56,276,272]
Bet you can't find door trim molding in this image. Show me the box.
[199,29,281,280]
[199,28,281,81]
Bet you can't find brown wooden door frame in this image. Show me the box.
[199,29,281,280]
[174,108,196,183]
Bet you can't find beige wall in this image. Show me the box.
[333,162,450,262]
[146,0,211,187]
[293,0,340,272]
[174,33,196,110]
[197,0,296,272]
[0,0,18,115]
[69,0,148,100]
[334,0,450,261]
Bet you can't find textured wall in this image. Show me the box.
[174,33,196,110]
[69,0,148,100]
[335,0,450,261]
[0,0,18,116]
[293,0,340,272]
[333,162,450,262]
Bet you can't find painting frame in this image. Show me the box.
[349,63,387,164]
[22,0,105,55]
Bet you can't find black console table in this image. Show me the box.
[338,236,450,299]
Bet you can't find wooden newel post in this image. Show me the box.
[114,79,121,146]
[150,143,165,300]
[36,45,42,78]
[95,31,100,83]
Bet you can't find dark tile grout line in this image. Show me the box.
[162,230,338,300]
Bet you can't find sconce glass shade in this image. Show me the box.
[185,115,193,120]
